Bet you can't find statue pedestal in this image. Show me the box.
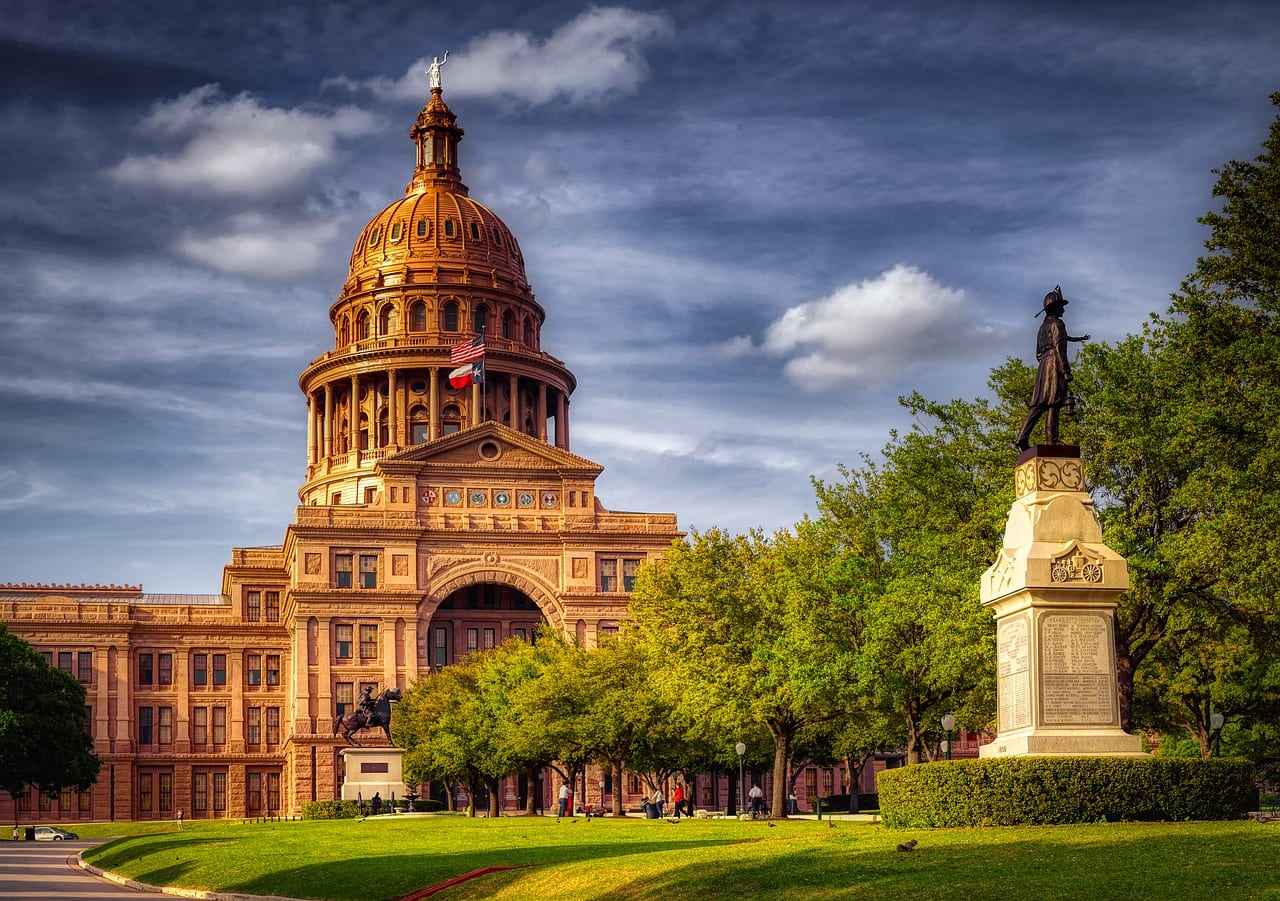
[979,446,1143,758]
[340,747,409,801]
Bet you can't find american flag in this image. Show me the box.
[450,336,485,365]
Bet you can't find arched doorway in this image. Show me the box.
[421,582,546,671]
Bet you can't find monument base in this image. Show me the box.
[979,728,1144,758]
[340,747,409,802]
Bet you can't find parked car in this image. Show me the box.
[34,827,78,841]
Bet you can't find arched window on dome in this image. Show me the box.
[377,407,389,447]
[442,301,459,332]
[359,413,370,451]
[444,219,455,238]
[469,221,481,241]
[523,317,534,348]
[501,309,515,340]
[416,218,428,238]
[473,303,488,335]
[389,222,402,243]
[379,304,398,336]
[338,316,349,347]
[409,300,427,332]
[356,310,370,341]
[408,404,430,445]
[442,403,462,435]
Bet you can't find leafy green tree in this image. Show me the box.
[0,625,100,824]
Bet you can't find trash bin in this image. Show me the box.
[644,802,660,819]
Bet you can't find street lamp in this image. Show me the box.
[735,742,747,815]
[941,713,956,761]
[1210,712,1225,757]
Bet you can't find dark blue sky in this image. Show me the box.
[2,1,1278,591]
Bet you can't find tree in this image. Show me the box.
[0,625,99,824]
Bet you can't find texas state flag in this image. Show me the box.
[449,361,485,388]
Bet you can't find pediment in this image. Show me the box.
[380,422,603,474]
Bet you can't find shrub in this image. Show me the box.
[302,800,361,820]
[411,799,444,813]
[878,757,1255,828]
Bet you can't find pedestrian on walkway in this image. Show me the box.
[556,781,571,820]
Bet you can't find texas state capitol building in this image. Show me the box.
[0,82,683,822]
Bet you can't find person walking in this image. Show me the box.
[671,784,685,820]
[556,781,571,821]
[748,783,764,817]
[652,786,665,819]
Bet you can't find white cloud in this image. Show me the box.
[344,7,671,106]
[762,264,1005,389]
[711,335,755,360]
[110,84,376,195]
[174,212,341,279]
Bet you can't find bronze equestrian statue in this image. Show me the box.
[335,686,401,745]
[1013,286,1089,451]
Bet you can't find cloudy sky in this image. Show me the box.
[2,1,1278,591]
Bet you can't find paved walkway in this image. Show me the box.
[0,840,142,898]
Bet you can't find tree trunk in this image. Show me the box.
[845,755,859,814]
[443,780,455,812]
[612,763,624,816]
[486,776,501,818]
[466,775,477,817]
[525,767,538,816]
[1116,651,1136,733]
[904,709,922,764]
[770,727,792,819]
[726,767,737,816]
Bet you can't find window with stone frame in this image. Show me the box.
[466,628,478,654]
[335,624,353,659]
[335,554,353,588]
[409,299,427,332]
[159,772,172,812]
[193,653,208,687]
[443,300,459,332]
[266,654,280,687]
[360,554,378,588]
[482,627,496,649]
[432,625,449,668]
[247,654,261,687]
[139,773,152,812]
[335,682,353,717]
[267,772,280,811]
[158,653,172,686]
[598,556,641,592]
[78,790,91,814]
[192,707,208,745]
[598,559,617,593]
[194,772,208,812]
[359,624,378,659]
[266,707,280,746]
[247,772,262,814]
[213,772,226,812]
[138,706,153,746]
[138,652,153,685]
[158,707,173,745]
[245,591,261,622]
[212,706,226,745]
[58,650,73,674]
[266,591,280,622]
[77,651,92,683]
[213,654,227,686]
[246,707,261,746]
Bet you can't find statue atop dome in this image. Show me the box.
[427,51,449,90]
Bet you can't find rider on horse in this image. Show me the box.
[356,685,378,727]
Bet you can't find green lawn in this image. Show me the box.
[77,815,1279,900]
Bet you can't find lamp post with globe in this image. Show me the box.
[941,713,956,761]
[735,742,747,816]
[1210,712,1225,757]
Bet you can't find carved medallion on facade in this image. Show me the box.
[392,555,409,576]
[304,553,322,575]
[571,557,588,579]
[1015,458,1085,496]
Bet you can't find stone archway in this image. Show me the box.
[421,565,565,630]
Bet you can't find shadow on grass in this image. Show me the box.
[226,837,755,901]
[135,859,198,886]
[86,836,239,873]
[597,823,1280,901]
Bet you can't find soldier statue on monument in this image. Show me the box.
[1013,286,1090,451]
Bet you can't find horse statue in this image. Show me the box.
[335,686,402,746]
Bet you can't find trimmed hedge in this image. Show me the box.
[878,757,1255,827]
[302,800,361,819]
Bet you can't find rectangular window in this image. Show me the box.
[245,591,261,622]
[247,772,262,814]
[194,773,208,812]
[512,627,527,643]
[265,591,280,622]
[247,654,261,687]
[158,653,172,686]
[159,772,172,812]
[212,706,226,745]
[38,790,50,812]
[158,707,173,745]
[78,790,91,814]
[77,651,93,683]
[433,626,448,668]
[139,774,153,812]
[266,654,280,687]
[213,654,227,686]
[482,627,496,650]
[194,654,207,687]
[138,653,153,685]
[138,706,153,746]
[246,707,261,746]
[364,486,377,505]
[192,707,208,745]
[335,624,353,659]
[411,422,429,444]
[40,650,52,667]
[466,628,478,653]
[622,558,640,592]
[360,554,377,588]
[213,772,226,812]
[335,554,353,588]
[600,622,619,637]
[267,772,280,812]
[359,624,378,659]
[806,768,818,803]
[59,650,74,674]
[61,787,72,812]
[266,707,280,746]
[599,558,617,592]
[823,769,834,795]
[335,682,353,717]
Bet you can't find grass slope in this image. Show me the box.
[78,816,1279,900]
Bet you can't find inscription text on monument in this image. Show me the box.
[997,616,1030,731]
[1040,613,1114,725]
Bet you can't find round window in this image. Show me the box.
[410,380,427,394]
[478,440,501,461]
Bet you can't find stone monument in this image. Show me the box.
[340,747,410,802]
[979,446,1144,757]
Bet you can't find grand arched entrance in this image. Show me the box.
[421,582,547,670]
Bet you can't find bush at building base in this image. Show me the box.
[302,800,361,819]
[878,757,1256,827]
